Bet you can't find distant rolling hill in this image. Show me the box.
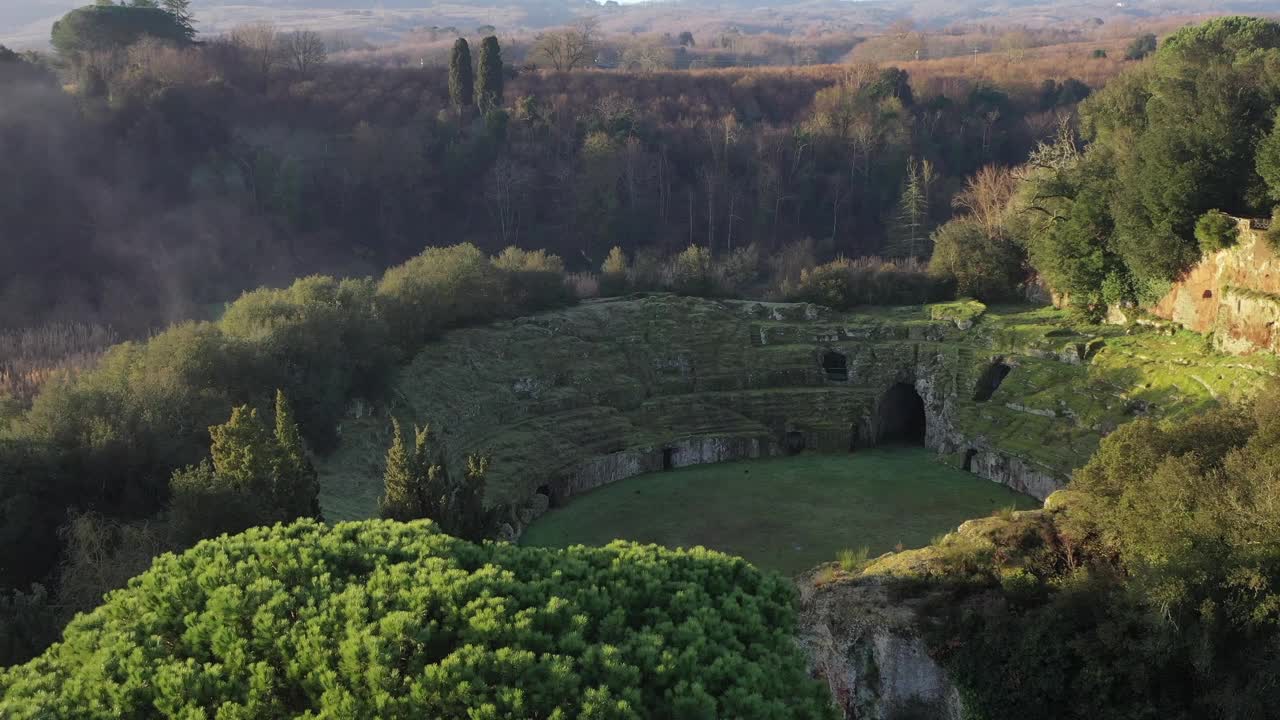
[3,0,1280,50]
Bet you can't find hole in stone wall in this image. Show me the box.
[785,431,806,455]
[822,350,848,381]
[662,448,675,471]
[963,449,978,472]
[973,359,1012,402]
[877,382,926,445]
[535,484,555,507]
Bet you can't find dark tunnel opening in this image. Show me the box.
[535,484,555,507]
[973,359,1012,402]
[877,382,926,445]
[785,431,806,455]
[822,350,848,381]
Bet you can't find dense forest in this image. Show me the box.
[0,3,1096,333]
[6,4,1280,718]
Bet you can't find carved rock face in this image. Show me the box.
[1150,220,1280,354]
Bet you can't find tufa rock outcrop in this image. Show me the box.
[1151,216,1280,354]
[799,576,964,720]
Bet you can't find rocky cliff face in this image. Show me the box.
[798,576,964,720]
[1150,217,1280,354]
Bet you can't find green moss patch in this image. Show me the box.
[929,299,987,326]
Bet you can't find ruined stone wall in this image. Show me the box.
[331,296,1237,525]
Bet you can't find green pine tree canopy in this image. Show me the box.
[0,520,837,719]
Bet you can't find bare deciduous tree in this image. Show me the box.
[484,158,534,246]
[953,165,1017,235]
[280,30,327,75]
[534,17,599,71]
[621,43,672,73]
[231,23,279,83]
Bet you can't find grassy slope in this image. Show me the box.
[963,305,1278,472]
[319,297,1280,522]
[520,449,1037,575]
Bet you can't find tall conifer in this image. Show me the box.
[449,38,474,108]
[273,390,320,519]
[161,0,195,39]
[477,35,504,110]
[209,406,275,495]
[381,419,418,521]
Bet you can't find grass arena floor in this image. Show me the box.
[520,448,1039,575]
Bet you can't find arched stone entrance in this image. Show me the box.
[973,359,1012,402]
[877,382,926,445]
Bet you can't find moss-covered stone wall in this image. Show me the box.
[318,295,1280,532]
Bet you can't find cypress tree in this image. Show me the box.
[380,419,419,521]
[273,390,321,519]
[413,424,442,518]
[476,35,504,110]
[452,454,491,540]
[382,420,442,521]
[449,38,474,108]
[379,417,489,537]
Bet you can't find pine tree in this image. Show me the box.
[887,157,934,258]
[380,419,421,521]
[476,35,504,111]
[449,38,474,109]
[161,0,195,39]
[272,390,321,520]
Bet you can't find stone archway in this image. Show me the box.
[973,359,1012,402]
[877,382,926,445]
